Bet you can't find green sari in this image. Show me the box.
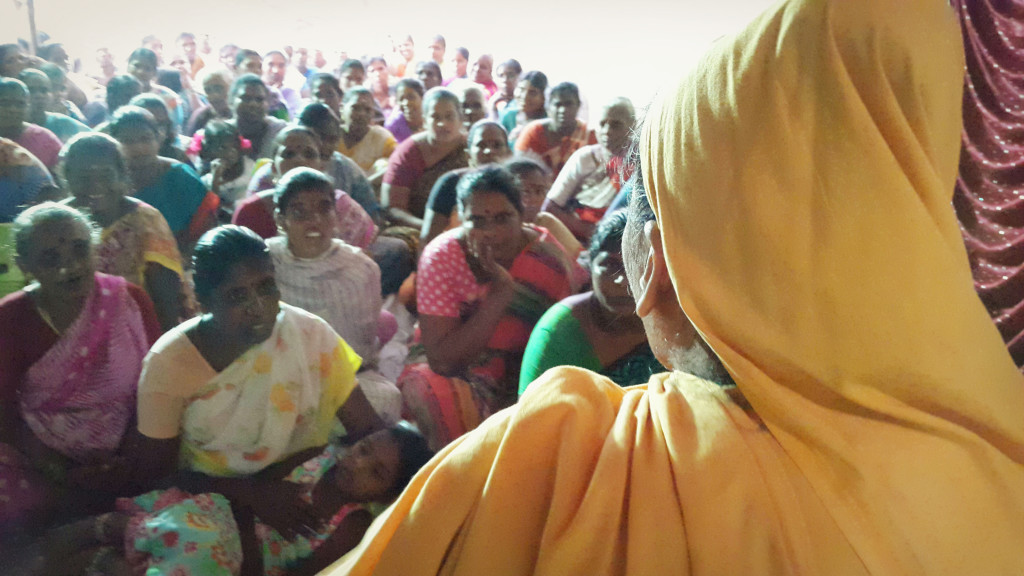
[519,302,665,395]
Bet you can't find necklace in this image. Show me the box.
[32,288,79,335]
[35,300,62,335]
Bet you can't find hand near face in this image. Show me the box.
[210,158,227,187]
[467,233,515,293]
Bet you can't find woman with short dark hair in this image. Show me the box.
[384,78,425,144]
[400,164,573,450]
[499,70,548,144]
[61,132,189,331]
[227,73,288,160]
[108,105,216,254]
[380,88,467,230]
[513,81,596,177]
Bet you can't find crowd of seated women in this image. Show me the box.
[0,31,652,574]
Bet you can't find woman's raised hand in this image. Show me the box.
[210,159,228,192]
[468,235,515,293]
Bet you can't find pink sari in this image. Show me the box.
[20,273,150,458]
[1,273,150,532]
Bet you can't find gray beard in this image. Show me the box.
[675,335,736,388]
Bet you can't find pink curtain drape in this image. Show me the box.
[953,0,1024,370]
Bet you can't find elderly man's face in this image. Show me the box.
[179,37,197,59]
[219,45,238,68]
[623,184,735,386]
[264,53,287,85]
[429,40,445,64]
[471,56,493,83]
[293,47,309,69]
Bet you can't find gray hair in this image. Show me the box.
[603,97,636,123]
[12,202,97,259]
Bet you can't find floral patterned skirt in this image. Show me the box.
[119,488,243,576]
[119,446,363,575]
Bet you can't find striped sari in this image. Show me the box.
[400,226,573,448]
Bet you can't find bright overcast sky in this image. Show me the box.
[2,0,777,111]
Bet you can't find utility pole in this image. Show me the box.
[26,0,38,55]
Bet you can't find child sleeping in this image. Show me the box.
[33,422,433,576]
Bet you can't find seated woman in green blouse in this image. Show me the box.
[519,210,665,395]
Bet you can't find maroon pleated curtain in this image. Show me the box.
[953,0,1024,370]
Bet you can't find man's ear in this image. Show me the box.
[634,219,671,318]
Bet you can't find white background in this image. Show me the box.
[2,0,777,114]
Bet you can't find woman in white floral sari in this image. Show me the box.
[124,225,384,575]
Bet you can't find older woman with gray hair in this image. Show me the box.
[0,202,161,536]
[541,97,635,242]
[185,68,233,136]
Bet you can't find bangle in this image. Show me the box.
[85,546,116,576]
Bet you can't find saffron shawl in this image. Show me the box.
[330,1,1024,574]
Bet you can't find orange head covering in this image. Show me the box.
[329,2,1024,574]
[642,0,1024,570]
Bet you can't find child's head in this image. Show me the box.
[200,120,243,166]
[333,422,433,502]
